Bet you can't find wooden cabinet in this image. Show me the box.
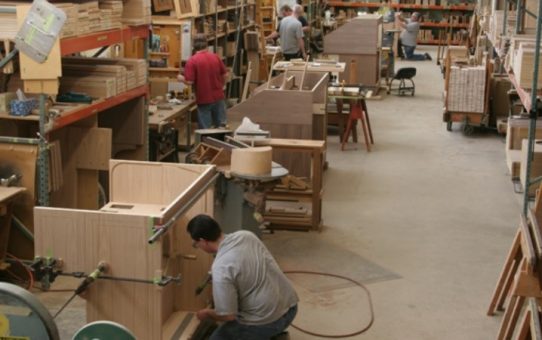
[324,14,382,87]
[34,161,216,339]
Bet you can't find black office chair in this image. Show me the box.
[388,67,416,96]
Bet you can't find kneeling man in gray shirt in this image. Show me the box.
[187,214,299,339]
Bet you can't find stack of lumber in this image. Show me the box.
[99,0,123,30]
[60,62,129,98]
[122,0,151,25]
[56,3,79,38]
[512,42,542,89]
[447,65,486,113]
[64,56,147,89]
[76,1,101,35]
[59,75,117,99]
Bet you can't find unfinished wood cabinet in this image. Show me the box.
[324,14,382,87]
[34,160,216,339]
[228,71,328,178]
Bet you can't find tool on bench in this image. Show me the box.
[56,92,93,104]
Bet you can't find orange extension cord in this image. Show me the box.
[283,270,374,338]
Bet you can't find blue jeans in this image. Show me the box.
[197,100,227,129]
[403,45,426,61]
[210,305,298,340]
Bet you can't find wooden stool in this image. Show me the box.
[337,98,374,152]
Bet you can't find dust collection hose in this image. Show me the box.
[283,270,374,338]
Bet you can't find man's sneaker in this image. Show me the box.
[425,53,432,61]
[218,124,230,130]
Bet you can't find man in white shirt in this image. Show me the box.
[187,214,299,339]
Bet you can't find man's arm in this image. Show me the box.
[177,74,193,85]
[298,37,307,59]
[196,308,236,322]
[395,12,406,29]
[266,31,279,40]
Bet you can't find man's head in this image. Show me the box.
[411,12,421,21]
[293,4,303,17]
[193,33,208,52]
[187,214,222,253]
[280,4,292,17]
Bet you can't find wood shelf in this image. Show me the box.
[50,85,149,132]
[60,25,149,55]
[328,1,474,10]
[417,39,461,45]
[420,22,469,28]
[150,51,171,56]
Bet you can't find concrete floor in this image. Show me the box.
[38,46,519,339]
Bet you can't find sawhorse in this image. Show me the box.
[336,98,374,152]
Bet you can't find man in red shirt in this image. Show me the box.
[178,34,228,128]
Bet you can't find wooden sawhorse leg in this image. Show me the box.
[341,99,372,152]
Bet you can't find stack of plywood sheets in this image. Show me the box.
[447,65,486,113]
[512,42,542,89]
[64,57,147,89]
[99,0,123,30]
[62,62,127,94]
[57,3,79,38]
[122,0,151,25]
[59,75,117,98]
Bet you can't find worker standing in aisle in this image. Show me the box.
[395,12,431,61]
[177,34,228,129]
[187,214,299,339]
[266,4,307,60]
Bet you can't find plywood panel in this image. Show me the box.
[16,6,62,80]
[323,15,382,55]
[109,160,207,205]
[34,161,215,339]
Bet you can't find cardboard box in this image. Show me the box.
[226,41,236,57]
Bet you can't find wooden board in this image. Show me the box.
[49,126,112,209]
[153,0,174,12]
[16,5,62,81]
[109,160,207,205]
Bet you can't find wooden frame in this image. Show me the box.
[34,160,217,339]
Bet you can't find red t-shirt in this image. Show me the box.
[184,50,227,105]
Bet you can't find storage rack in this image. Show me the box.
[328,0,474,45]
[498,0,542,214]
[0,21,150,206]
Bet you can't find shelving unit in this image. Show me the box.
[0,20,150,259]
[150,0,256,98]
[328,0,474,45]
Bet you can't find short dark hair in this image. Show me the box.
[193,34,208,51]
[187,214,222,241]
[280,4,292,13]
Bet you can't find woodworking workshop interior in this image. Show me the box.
[1,0,542,338]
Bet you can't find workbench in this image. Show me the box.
[241,138,325,231]
[148,100,196,161]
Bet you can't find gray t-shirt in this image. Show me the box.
[278,15,304,54]
[400,20,420,47]
[212,231,299,325]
